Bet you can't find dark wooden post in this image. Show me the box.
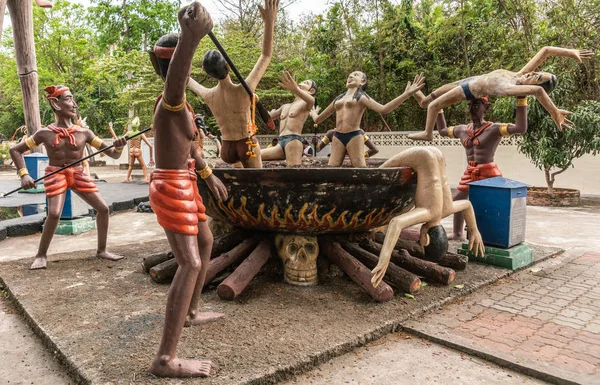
[217,240,273,300]
[7,0,42,136]
[0,0,7,43]
[320,238,394,302]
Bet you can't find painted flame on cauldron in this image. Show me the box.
[216,197,406,232]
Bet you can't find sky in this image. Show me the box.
[2,0,331,31]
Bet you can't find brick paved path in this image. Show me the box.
[403,249,600,385]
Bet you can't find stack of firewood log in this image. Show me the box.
[141,229,467,302]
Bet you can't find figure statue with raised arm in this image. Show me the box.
[193,114,221,157]
[310,72,424,167]
[409,47,594,141]
[436,95,529,240]
[187,0,279,168]
[371,147,485,288]
[148,2,229,378]
[261,71,316,166]
[9,85,127,270]
[108,118,154,182]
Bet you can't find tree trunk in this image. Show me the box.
[340,241,421,294]
[360,239,456,285]
[216,240,273,300]
[320,238,394,302]
[373,231,424,259]
[545,166,554,196]
[436,252,468,271]
[0,0,7,43]
[149,258,179,284]
[211,230,248,259]
[7,0,42,137]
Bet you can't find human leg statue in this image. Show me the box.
[346,135,366,168]
[449,189,469,240]
[328,138,347,167]
[149,230,211,377]
[74,191,124,261]
[260,144,285,161]
[30,193,67,269]
[284,140,303,166]
[125,154,135,182]
[137,154,149,182]
[408,87,466,141]
[185,220,224,326]
[242,143,264,168]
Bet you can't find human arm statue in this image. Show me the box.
[9,131,44,190]
[279,71,314,108]
[187,77,210,99]
[141,134,155,167]
[502,84,573,129]
[312,129,334,151]
[163,4,213,107]
[269,106,283,121]
[361,74,425,115]
[108,122,118,139]
[364,137,379,158]
[435,112,466,139]
[502,97,529,135]
[190,146,228,201]
[310,103,334,125]
[245,0,279,91]
[86,130,127,160]
[518,47,594,75]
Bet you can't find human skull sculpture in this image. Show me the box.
[275,234,319,286]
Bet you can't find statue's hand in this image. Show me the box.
[552,109,574,130]
[178,2,213,44]
[572,49,594,63]
[371,260,389,288]
[310,105,321,121]
[114,136,128,149]
[258,0,279,26]
[21,175,36,191]
[147,160,155,168]
[311,135,320,145]
[204,174,228,201]
[278,70,298,92]
[405,73,425,95]
[468,229,485,257]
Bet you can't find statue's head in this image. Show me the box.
[467,95,491,121]
[44,85,77,120]
[299,79,318,96]
[421,224,449,261]
[151,33,179,80]
[202,50,229,80]
[346,71,368,90]
[519,71,557,93]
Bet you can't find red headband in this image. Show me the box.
[44,86,69,99]
[154,45,175,59]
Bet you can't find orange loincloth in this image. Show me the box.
[458,161,502,192]
[43,166,98,197]
[149,159,207,236]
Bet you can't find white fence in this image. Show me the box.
[97,132,600,195]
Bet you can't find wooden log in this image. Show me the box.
[360,239,456,285]
[373,231,424,258]
[149,258,179,284]
[149,239,257,284]
[217,240,273,300]
[437,252,468,271]
[142,251,174,273]
[340,241,421,294]
[7,0,42,136]
[211,230,247,259]
[205,238,258,286]
[320,238,394,302]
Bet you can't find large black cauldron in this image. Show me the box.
[198,159,417,234]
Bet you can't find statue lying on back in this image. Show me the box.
[408,47,594,141]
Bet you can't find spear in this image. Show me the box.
[207,32,276,131]
[0,127,151,198]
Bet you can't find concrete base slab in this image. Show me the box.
[459,243,534,270]
[0,241,560,385]
[54,217,96,235]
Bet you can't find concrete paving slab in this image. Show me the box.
[0,241,560,385]
[284,332,550,385]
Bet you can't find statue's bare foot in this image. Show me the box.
[30,256,47,270]
[124,179,131,183]
[35,0,53,8]
[407,132,433,141]
[448,232,466,241]
[184,311,225,327]
[96,251,124,261]
[149,355,211,378]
